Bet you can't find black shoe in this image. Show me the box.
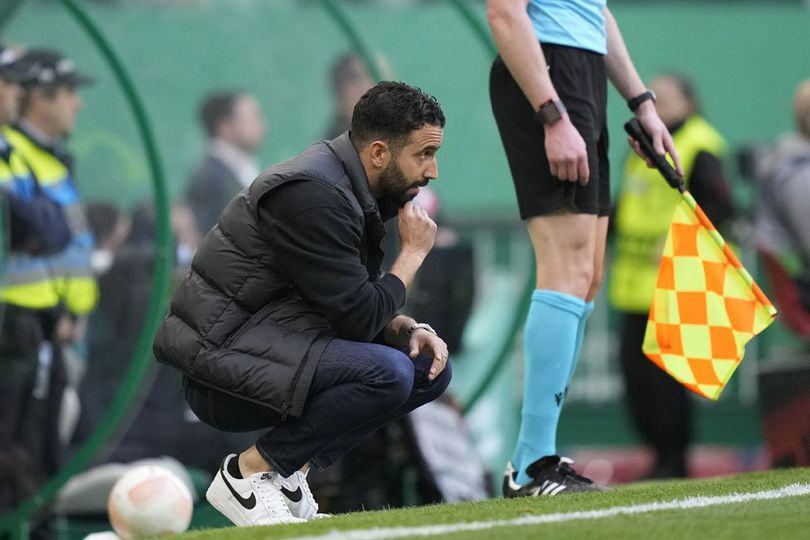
[503,455,607,497]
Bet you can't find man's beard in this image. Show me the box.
[378,160,422,207]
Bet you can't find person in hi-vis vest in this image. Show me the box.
[2,51,98,518]
[0,43,77,530]
[3,48,98,339]
[609,73,735,478]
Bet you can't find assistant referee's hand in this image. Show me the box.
[631,101,684,176]
[544,116,590,186]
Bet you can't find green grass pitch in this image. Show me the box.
[177,467,810,540]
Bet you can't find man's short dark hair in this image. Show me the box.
[350,81,445,150]
[198,91,243,139]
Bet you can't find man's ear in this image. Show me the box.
[368,140,391,169]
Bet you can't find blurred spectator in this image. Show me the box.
[0,45,70,257]
[185,90,266,236]
[753,79,810,315]
[0,44,82,538]
[324,53,374,139]
[609,73,735,478]
[5,47,99,334]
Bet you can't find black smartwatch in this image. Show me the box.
[627,90,656,112]
[535,99,566,126]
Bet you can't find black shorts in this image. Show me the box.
[489,44,610,219]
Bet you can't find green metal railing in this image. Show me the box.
[318,0,384,81]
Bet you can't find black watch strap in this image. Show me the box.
[535,99,566,126]
[627,90,656,112]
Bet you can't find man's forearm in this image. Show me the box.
[387,249,426,289]
[603,7,646,101]
[487,0,557,109]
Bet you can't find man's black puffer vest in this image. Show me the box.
[153,133,387,418]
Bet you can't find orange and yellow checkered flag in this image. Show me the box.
[642,192,777,400]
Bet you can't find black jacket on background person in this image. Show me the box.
[153,133,406,419]
[186,153,242,236]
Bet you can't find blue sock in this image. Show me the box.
[513,290,585,485]
[567,301,594,391]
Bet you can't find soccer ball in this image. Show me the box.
[107,465,193,539]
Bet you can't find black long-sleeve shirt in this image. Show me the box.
[258,179,406,342]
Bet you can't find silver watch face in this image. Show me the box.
[409,323,436,336]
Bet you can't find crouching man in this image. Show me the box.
[153,82,451,527]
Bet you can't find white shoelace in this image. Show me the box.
[291,470,319,512]
[252,473,296,520]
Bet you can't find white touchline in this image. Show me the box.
[292,483,810,540]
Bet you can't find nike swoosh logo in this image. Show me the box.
[281,486,303,503]
[219,468,256,509]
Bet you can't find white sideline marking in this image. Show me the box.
[294,483,810,540]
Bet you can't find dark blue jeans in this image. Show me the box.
[183,338,451,477]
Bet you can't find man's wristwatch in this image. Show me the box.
[627,90,656,112]
[407,322,437,338]
[535,99,566,126]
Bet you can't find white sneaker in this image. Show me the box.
[280,468,331,520]
[206,454,305,527]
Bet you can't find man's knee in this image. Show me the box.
[372,347,415,405]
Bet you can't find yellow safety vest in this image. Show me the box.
[2,126,98,315]
[0,133,63,309]
[609,115,727,313]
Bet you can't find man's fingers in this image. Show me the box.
[577,156,590,185]
[627,136,640,156]
[664,133,684,176]
[652,132,666,157]
[428,351,448,380]
[549,162,559,179]
[627,136,655,169]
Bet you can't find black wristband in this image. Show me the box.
[627,90,656,112]
[535,99,566,126]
